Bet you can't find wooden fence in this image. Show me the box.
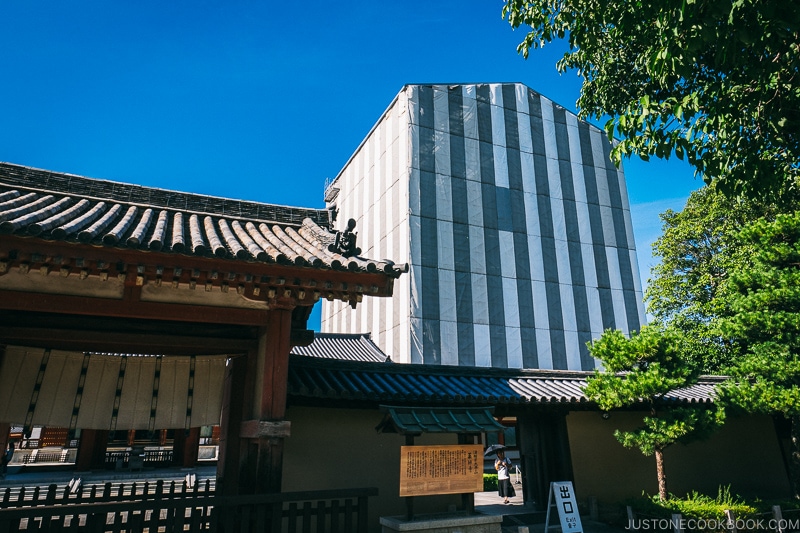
[0,482,377,533]
[1,479,213,508]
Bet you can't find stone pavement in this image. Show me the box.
[474,484,625,533]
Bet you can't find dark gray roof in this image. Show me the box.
[291,333,391,362]
[376,406,506,435]
[287,355,721,406]
[0,162,406,277]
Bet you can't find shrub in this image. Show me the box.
[659,486,757,521]
[625,486,758,531]
[483,474,498,492]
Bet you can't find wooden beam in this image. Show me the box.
[0,290,271,326]
[0,326,254,355]
[0,235,396,297]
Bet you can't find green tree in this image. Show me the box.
[502,0,800,197]
[585,327,725,500]
[647,185,800,372]
[717,211,800,497]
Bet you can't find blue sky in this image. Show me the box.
[0,1,702,327]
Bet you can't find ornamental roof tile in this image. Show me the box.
[0,162,406,277]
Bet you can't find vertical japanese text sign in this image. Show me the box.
[546,481,583,533]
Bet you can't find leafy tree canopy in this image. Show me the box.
[646,185,800,372]
[715,211,800,495]
[502,0,800,197]
[718,211,800,391]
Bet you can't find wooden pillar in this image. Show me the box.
[217,354,248,495]
[253,308,292,494]
[173,428,201,467]
[218,308,292,496]
[75,429,109,471]
[0,348,7,454]
[0,423,10,457]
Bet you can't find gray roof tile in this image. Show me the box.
[0,162,406,277]
[291,333,391,362]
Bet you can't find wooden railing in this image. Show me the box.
[0,483,377,533]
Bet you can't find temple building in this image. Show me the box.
[321,83,645,370]
[0,161,406,496]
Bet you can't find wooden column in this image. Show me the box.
[254,308,292,494]
[0,423,10,458]
[217,354,249,495]
[75,429,109,471]
[173,427,201,467]
[0,348,7,454]
[218,308,293,495]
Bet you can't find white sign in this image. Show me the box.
[544,481,583,533]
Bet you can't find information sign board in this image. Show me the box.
[398,444,484,497]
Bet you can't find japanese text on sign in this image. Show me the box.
[551,481,583,533]
[399,445,484,497]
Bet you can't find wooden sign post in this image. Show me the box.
[544,481,584,533]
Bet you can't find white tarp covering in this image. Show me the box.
[0,347,226,430]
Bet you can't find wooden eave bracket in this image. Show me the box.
[240,419,291,439]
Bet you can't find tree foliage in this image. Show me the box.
[586,327,724,500]
[716,212,800,496]
[646,185,800,372]
[502,0,800,197]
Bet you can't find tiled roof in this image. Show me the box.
[290,333,391,362]
[287,355,721,406]
[0,162,406,277]
[376,406,506,435]
[662,382,719,404]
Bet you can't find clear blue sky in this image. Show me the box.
[0,1,702,327]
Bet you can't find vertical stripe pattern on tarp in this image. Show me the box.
[476,84,508,368]
[321,82,644,370]
[530,93,565,369]
[553,105,594,368]
[578,122,616,334]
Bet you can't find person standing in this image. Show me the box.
[495,449,516,504]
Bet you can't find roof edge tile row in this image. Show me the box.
[287,355,722,406]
